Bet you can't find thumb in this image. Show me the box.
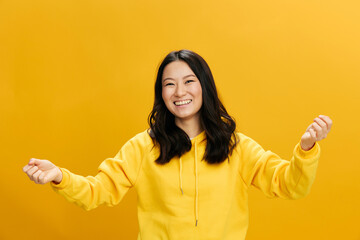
[29,158,41,166]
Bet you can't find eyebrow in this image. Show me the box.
[163,74,196,82]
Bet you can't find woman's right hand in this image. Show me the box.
[23,158,63,185]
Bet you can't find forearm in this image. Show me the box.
[50,168,129,211]
[286,141,321,199]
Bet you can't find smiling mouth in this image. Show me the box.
[174,99,192,106]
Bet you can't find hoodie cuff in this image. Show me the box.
[50,168,70,190]
[294,141,320,160]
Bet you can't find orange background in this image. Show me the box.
[1,0,359,239]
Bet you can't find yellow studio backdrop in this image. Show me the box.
[0,0,359,239]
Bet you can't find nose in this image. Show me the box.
[175,83,186,97]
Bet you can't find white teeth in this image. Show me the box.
[174,100,192,106]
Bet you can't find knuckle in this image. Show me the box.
[32,174,39,182]
[26,172,32,179]
[35,178,40,184]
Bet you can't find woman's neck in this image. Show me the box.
[175,116,203,139]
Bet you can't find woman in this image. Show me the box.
[23,49,332,240]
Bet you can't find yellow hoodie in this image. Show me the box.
[51,129,320,240]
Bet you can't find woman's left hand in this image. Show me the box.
[300,115,333,151]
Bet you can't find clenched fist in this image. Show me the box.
[300,115,333,151]
[23,158,63,184]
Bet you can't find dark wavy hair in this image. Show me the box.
[148,49,238,164]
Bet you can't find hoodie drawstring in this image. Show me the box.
[194,141,199,226]
[179,157,184,195]
[179,140,199,227]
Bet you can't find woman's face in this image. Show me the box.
[162,60,203,124]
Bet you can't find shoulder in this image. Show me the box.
[234,131,260,142]
[234,131,251,143]
[113,129,155,160]
[125,129,153,146]
[233,131,264,151]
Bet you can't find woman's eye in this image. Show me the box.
[165,83,174,86]
[185,80,194,84]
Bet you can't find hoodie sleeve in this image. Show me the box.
[238,133,320,200]
[50,135,144,211]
